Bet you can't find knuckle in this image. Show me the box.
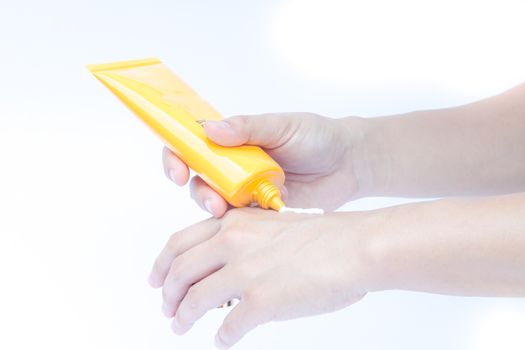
[220,209,249,231]
[183,286,201,310]
[241,287,265,308]
[169,256,186,277]
[230,114,247,128]
[217,229,236,246]
[216,229,239,248]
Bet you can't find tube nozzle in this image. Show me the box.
[253,180,285,211]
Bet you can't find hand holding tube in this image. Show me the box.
[163,113,366,217]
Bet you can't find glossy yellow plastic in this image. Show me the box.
[88,58,285,211]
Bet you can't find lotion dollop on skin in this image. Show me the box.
[279,206,324,214]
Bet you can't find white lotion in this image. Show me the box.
[279,206,324,214]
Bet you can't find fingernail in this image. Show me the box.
[148,274,159,288]
[162,303,172,318]
[171,317,181,334]
[214,333,227,349]
[168,169,177,183]
[204,199,213,214]
[172,316,192,335]
[209,120,231,130]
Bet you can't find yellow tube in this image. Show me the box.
[88,58,285,211]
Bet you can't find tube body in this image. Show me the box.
[88,58,285,210]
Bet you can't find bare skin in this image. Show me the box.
[153,83,525,348]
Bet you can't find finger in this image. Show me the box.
[189,176,228,218]
[149,218,220,288]
[162,235,228,318]
[215,293,273,349]
[163,147,190,186]
[171,264,241,335]
[203,114,299,148]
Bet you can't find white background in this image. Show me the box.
[1,0,524,349]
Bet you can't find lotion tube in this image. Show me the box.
[88,58,285,211]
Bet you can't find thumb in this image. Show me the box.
[203,114,296,148]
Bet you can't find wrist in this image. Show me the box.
[338,116,391,198]
[342,208,399,293]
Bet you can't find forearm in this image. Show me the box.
[361,192,525,297]
[347,83,525,197]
